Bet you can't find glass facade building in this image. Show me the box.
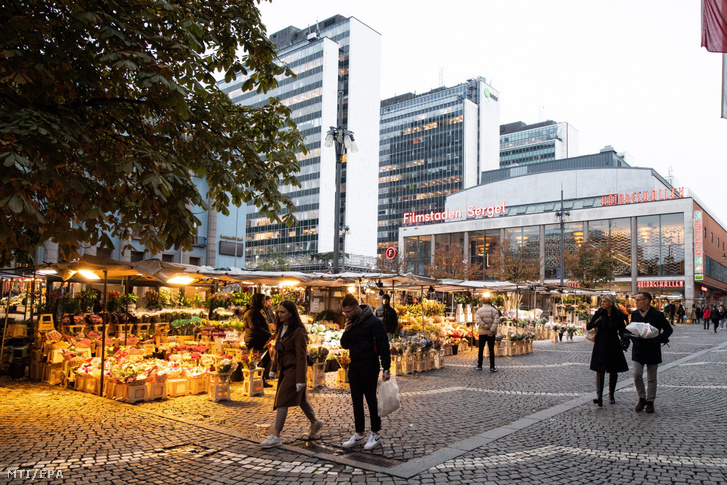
[500,120,578,167]
[378,78,500,255]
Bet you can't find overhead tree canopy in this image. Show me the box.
[425,244,482,280]
[564,239,617,288]
[0,0,305,266]
[488,236,540,284]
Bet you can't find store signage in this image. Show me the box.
[701,286,708,292]
[220,235,245,241]
[402,202,506,224]
[694,211,704,279]
[638,280,685,288]
[403,209,463,224]
[385,247,398,260]
[601,187,684,207]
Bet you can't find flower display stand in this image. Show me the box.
[242,368,264,396]
[43,363,63,385]
[428,350,436,370]
[125,382,149,404]
[188,376,206,395]
[433,350,444,369]
[550,332,559,342]
[390,355,403,376]
[208,383,231,402]
[444,344,453,356]
[307,362,326,389]
[75,374,99,394]
[166,378,189,397]
[29,361,43,381]
[38,314,55,333]
[135,323,152,335]
[147,381,167,401]
[336,367,349,383]
[402,354,415,374]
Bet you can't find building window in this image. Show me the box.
[96,247,113,259]
[162,254,174,263]
[637,213,684,276]
[131,251,145,262]
[189,256,201,266]
[588,218,632,277]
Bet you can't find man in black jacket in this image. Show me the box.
[243,293,272,387]
[340,294,391,451]
[630,292,673,414]
[374,294,399,340]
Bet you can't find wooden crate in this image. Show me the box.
[188,376,206,395]
[43,363,64,385]
[147,381,167,401]
[7,324,27,338]
[75,374,100,394]
[166,378,189,397]
[306,363,326,389]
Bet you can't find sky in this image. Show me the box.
[257,0,727,222]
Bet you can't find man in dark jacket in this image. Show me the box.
[374,294,398,340]
[630,292,673,414]
[340,294,391,451]
[243,293,272,386]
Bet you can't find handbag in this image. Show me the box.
[585,327,598,342]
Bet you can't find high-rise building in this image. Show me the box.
[377,78,500,255]
[499,120,578,167]
[219,15,381,271]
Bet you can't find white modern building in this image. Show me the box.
[400,150,727,311]
[219,14,382,271]
[499,120,578,167]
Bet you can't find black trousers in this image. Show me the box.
[477,334,496,369]
[348,362,381,433]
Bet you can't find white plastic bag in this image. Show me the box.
[625,322,659,339]
[378,375,400,417]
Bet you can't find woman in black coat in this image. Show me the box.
[587,294,629,406]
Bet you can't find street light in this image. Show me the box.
[324,88,358,273]
[554,187,571,286]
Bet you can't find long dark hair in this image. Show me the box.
[273,300,306,340]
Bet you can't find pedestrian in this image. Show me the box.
[374,294,399,341]
[702,305,711,330]
[474,296,499,373]
[243,293,273,387]
[664,301,675,325]
[587,294,629,406]
[676,304,685,324]
[629,292,673,414]
[264,295,276,332]
[710,304,720,333]
[340,293,391,451]
[719,303,726,330]
[695,305,703,325]
[260,300,324,448]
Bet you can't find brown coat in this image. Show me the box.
[271,325,308,409]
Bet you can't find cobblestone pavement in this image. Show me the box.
[1,324,726,484]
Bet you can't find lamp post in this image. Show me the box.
[324,89,358,273]
[554,188,571,286]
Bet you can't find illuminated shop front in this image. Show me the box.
[399,157,727,310]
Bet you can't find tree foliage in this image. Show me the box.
[0,0,305,266]
[256,247,290,271]
[424,244,482,280]
[564,239,617,288]
[376,253,408,274]
[487,236,540,284]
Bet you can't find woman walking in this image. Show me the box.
[587,294,629,407]
[260,301,324,448]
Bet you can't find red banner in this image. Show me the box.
[703,0,727,53]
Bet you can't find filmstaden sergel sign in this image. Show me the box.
[402,202,506,224]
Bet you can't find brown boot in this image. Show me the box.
[635,398,647,412]
[645,401,654,413]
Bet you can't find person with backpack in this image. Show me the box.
[374,294,399,341]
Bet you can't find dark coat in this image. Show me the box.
[242,305,271,350]
[374,303,399,335]
[587,307,629,373]
[341,304,391,370]
[630,307,673,364]
[271,325,308,409]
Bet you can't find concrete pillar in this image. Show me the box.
[206,203,217,268]
[631,216,638,294]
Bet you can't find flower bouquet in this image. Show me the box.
[240,350,261,370]
[335,350,351,370]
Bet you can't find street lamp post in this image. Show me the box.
[324,89,358,273]
[554,187,571,286]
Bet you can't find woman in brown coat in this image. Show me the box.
[259,300,324,448]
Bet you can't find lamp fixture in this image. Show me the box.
[167,276,196,285]
[78,269,100,280]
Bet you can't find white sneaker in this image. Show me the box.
[363,432,382,451]
[342,433,365,449]
[260,435,281,448]
[308,419,324,439]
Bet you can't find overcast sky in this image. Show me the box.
[258,0,727,222]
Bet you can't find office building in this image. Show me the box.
[377,78,500,255]
[500,120,578,167]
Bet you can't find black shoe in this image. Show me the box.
[593,398,603,407]
[490,368,498,373]
[635,398,647,412]
[475,366,483,371]
[609,394,616,404]
[645,401,654,413]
